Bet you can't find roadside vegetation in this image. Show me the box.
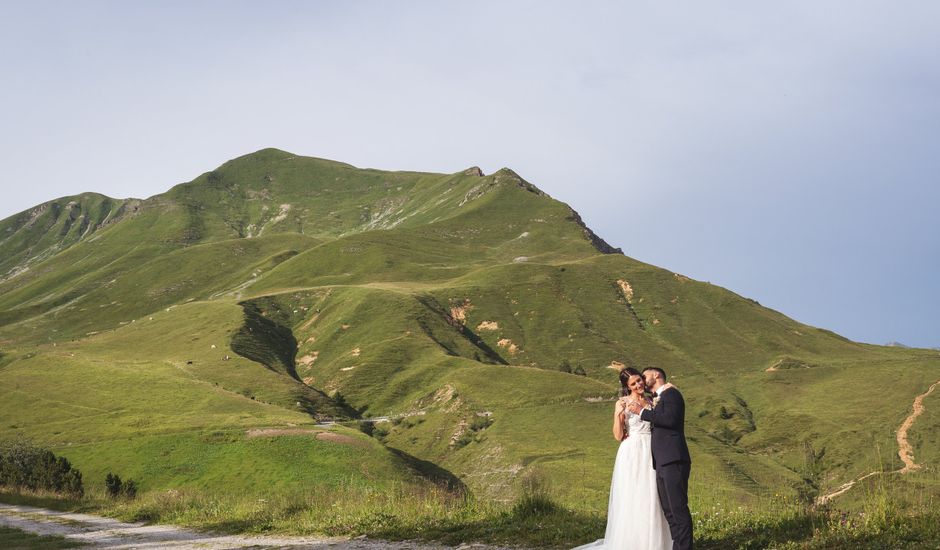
[3,461,939,548]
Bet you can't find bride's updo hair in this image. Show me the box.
[620,367,642,396]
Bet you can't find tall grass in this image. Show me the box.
[3,469,939,549]
[691,467,940,549]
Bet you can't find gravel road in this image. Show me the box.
[0,503,509,549]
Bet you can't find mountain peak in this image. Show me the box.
[492,167,545,196]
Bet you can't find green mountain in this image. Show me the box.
[1,148,937,511]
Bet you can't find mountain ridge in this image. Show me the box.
[1,148,937,513]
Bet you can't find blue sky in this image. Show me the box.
[1,1,938,347]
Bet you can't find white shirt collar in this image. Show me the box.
[655,385,666,396]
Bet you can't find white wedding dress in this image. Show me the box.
[573,408,673,550]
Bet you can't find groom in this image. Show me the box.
[628,367,693,550]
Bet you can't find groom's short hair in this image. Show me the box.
[643,367,667,381]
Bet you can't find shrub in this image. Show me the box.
[105,472,138,499]
[372,425,390,441]
[0,439,83,496]
[105,472,122,497]
[452,432,474,449]
[469,416,493,431]
[122,479,138,498]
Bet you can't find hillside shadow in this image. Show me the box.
[386,447,466,492]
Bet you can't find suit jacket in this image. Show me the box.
[639,386,692,469]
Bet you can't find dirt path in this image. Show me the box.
[815,379,940,505]
[0,503,500,549]
[897,379,940,473]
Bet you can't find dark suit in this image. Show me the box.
[640,387,693,550]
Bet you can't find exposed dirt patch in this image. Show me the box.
[272,203,291,224]
[608,361,625,371]
[351,347,361,357]
[449,419,470,447]
[674,273,691,283]
[616,279,634,302]
[765,357,815,372]
[449,299,472,326]
[418,385,464,413]
[496,338,519,355]
[476,320,499,331]
[298,352,319,366]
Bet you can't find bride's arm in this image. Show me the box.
[613,400,627,441]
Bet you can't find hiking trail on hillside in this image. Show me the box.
[815,379,940,505]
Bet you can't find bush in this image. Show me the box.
[573,365,587,376]
[122,479,138,498]
[105,472,138,499]
[452,432,474,449]
[558,360,572,373]
[469,416,493,431]
[372,425,390,441]
[105,473,122,497]
[0,439,83,496]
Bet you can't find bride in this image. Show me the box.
[573,367,673,550]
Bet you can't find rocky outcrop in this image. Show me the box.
[566,207,623,255]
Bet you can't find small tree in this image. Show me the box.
[105,473,122,497]
[105,472,137,499]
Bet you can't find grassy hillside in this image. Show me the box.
[1,149,938,543]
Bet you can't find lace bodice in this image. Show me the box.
[625,406,652,435]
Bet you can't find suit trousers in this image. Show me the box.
[656,461,692,550]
